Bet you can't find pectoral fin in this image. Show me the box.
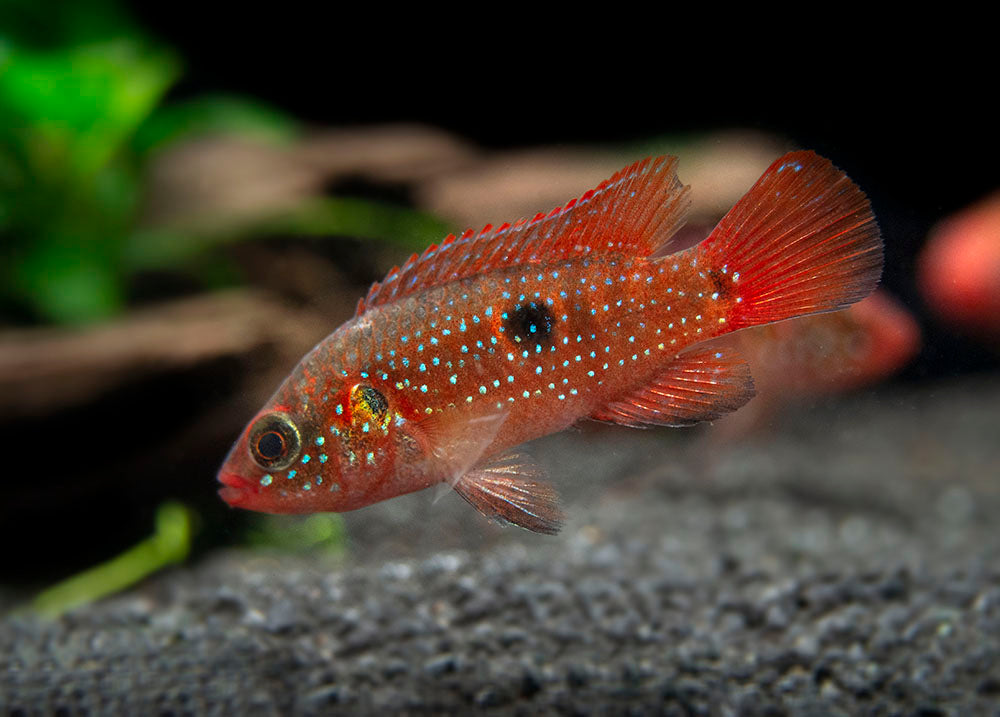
[399,408,509,499]
[452,453,564,535]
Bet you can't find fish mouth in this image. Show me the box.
[217,470,256,507]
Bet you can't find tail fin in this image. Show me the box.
[696,151,883,331]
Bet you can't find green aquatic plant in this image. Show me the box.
[30,502,193,618]
[245,513,349,558]
[0,38,180,323]
[24,509,350,617]
[0,4,451,325]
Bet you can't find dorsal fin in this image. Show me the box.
[354,156,691,317]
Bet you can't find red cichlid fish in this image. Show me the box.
[218,151,882,534]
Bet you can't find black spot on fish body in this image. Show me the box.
[503,302,556,347]
[707,270,733,301]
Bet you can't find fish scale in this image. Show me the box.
[218,151,882,534]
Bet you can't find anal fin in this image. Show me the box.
[453,453,564,535]
[591,345,756,428]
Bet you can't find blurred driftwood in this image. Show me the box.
[141,124,479,229]
[0,290,329,418]
[141,124,786,238]
[294,124,478,182]
[416,132,788,230]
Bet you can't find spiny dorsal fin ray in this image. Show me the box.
[355,156,691,317]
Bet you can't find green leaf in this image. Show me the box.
[29,502,193,618]
[0,38,178,324]
[245,513,348,556]
[0,40,179,180]
[12,240,124,323]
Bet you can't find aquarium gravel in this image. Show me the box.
[3,378,999,714]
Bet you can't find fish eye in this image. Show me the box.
[256,430,286,460]
[248,412,301,470]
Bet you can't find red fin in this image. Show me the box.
[452,453,564,535]
[695,151,883,331]
[355,156,691,316]
[591,346,756,427]
[403,409,509,488]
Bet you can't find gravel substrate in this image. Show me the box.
[3,377,999,715]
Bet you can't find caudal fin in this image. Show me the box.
[696,151,883,331]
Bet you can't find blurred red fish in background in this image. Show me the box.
[708,290,921,438]
[918,191,1000,344]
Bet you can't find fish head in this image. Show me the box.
[217,359,414,514]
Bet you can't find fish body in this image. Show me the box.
[219,152,882,533]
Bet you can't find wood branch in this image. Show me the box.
[0,291,328,417]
